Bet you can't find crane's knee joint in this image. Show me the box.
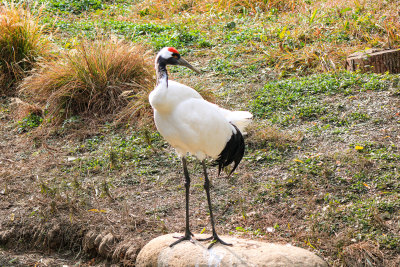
[184,181,190,189]
[203,179,210,190]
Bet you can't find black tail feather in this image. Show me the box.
[216,124,245,177]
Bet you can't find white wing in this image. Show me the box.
[211,105,253,134]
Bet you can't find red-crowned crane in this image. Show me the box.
[149,47,252,248]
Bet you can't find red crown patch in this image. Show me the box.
[168,47,179,54]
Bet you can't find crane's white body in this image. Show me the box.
[149,77,252,160]
[149,47,252,247]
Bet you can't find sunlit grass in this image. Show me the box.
[131,0,400,76]
[19,39,155,125]
[29,0,400,77]
[136,0,299,18]
[0,1,51,94]
[251,72,400,125]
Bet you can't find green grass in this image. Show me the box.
[49,19,211,50]
[43,0,103,14]
[247,142,400,255]
[251,72,400,126]
[66,130,179,178]
[245,71,400,264]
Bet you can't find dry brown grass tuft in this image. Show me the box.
[247,121,303,149]
[0,1,51,95]
[341,241,385,267]
[19,40,155,126]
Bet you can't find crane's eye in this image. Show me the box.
[172,53,180,59]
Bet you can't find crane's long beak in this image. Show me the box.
[177,58,201,74]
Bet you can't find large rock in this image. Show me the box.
[136,233,328,267]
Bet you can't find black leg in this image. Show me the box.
[198,160,232,249]
[170,157,194,247]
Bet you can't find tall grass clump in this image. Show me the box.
[19,40,155,126]
[0,1,51,95]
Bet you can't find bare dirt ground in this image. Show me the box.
[1,75,400,266]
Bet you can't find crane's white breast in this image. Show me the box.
[149,80,202,114]
[154,98,233,159]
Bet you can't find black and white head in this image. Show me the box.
[155,47,200,73]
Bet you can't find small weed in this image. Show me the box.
[235,226,265,237]
[349,112,370,122]
[17,113,43,133]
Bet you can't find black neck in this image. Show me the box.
[156,58,168,86]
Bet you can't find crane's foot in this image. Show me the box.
[170,230,194,247]
[198,234,232,249]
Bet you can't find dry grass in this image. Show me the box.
[246,121,303,149]
[341,241,385,267]
[0,1,51,95]
[19,40,155,126]
[137,0,300,18]
[258,0,400,75]
[136,0,400,76]
[9,97,42,120]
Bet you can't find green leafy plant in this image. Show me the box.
[46,0,103,14]
[17,113,43,133]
